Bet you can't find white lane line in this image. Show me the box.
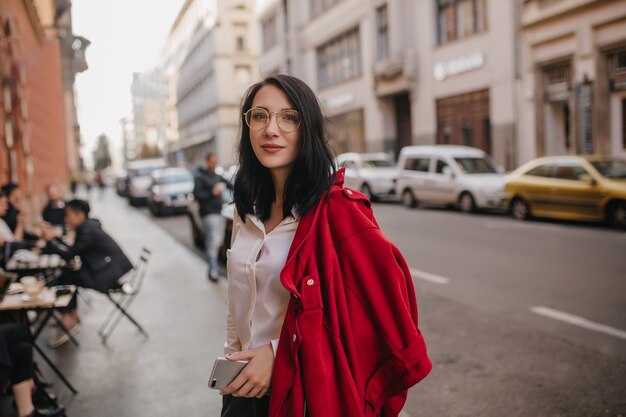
[486,221,571,233]
[410,268,450,284]
[531,306,626,341]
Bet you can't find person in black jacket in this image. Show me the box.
[40,199,133,348]
[193,153,228,282]
[41,183,66,235]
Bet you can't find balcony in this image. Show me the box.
[372,50,416,97]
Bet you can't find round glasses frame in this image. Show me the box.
[243,107,301,133]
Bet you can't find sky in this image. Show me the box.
[72,0,187,170]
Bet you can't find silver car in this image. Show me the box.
[147,168,195,216]
[335,152,398,201]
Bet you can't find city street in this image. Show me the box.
[3,190,622,417]
[141,194,626,416]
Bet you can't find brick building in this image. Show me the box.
[0,0,71,211]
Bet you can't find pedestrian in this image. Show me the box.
[1,182,22,233]
[0,189,25,245]
[219,74,431,417]
[39,199,133,348]
[193,152,228,282]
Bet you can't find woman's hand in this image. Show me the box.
[221,343,274,398]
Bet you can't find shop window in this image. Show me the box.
[437,0,488,45]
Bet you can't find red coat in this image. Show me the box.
[269,168,432,417]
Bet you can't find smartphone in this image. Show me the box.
[208,357,248,390]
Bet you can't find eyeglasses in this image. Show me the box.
[243,107,301,133]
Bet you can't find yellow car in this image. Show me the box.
[505,156,626,229]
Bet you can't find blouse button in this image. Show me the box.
[306,279,315,286]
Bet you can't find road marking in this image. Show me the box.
[531,306,626,341]
[410,268,450,284]
[486,221,572,233]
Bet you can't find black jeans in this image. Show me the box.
[221,395,270,417]
[0,323,34,386]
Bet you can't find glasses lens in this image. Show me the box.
[246,108,269,130]
[277,110,300,132]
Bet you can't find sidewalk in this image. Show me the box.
[41,189,228,416]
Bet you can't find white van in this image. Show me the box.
[335,152,398,201]
[395,145,506,212]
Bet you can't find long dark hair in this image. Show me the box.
[233,74,336,222]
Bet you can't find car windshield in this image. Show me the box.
[159,173,193,184]
[362,159,394,168]
[454,157,498,174]
[590,160,626,179]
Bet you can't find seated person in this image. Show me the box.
[1,183,36,242]
[41,184,65,235]
[0,190,24,246]
[0,323,65,417]
[40,199,133,348]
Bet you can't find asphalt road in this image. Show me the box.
[141,200,626,416]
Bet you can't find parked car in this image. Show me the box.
[335,152,398,201]
[126,159,166,206]
[147,168,195,216]
[187,165,237,262]
[115,172,128,197]
[505,156,626,229]
[396,145,506,212]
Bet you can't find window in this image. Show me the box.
[376,4,389,61]
[310,0,345,18]
[435,160,449,174]
[405,158,430,172]
[317,28,362,88]
[437,0,488,45]
[454,157,497,174]
[236,36,246,51]
[526,164,554,178]
[262,14,278,52]
[554,163,588,181]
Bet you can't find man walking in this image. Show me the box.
[193,153,227,282]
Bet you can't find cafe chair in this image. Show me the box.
[97,247,151,344]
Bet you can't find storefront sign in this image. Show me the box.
[324,93,354,110]
[434,52,485,81]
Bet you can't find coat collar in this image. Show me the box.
[279,168,345,293]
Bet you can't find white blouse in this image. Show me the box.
[224,207,299,356]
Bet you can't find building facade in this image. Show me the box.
[519,0,626,163]
[171,0,258,168]
[0,0,79,210]
[129,68,168,160]
[258,0,519,168]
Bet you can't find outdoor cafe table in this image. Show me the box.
[4,252,70,277]
[0,285,79,394]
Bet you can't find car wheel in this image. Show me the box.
[361,184,377,202]
[458,192,476,213]
[511,197,531,221]
[607,201,626,230]
[402,189,417,208]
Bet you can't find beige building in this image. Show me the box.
[258,0,420,157]
[169,0,259,168]
[519,0,626,163]
[258,0,519,168]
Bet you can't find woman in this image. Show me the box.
[0,190,24,245]
[220,75,431,417]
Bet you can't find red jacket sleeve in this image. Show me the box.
[338,226,432,415]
